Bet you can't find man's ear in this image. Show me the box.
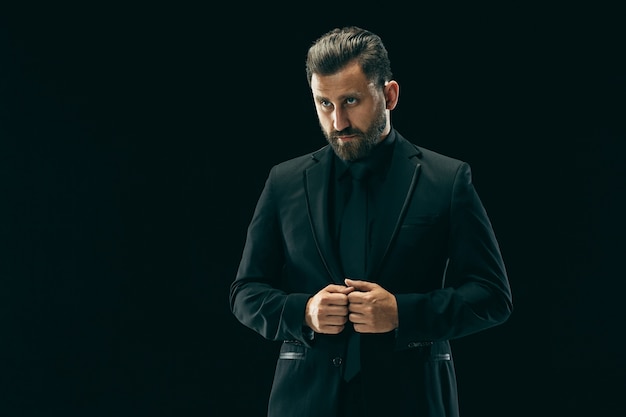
[384,80,400,110]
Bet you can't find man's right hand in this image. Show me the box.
[304,284,354,334]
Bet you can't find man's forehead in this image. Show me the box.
[311,65,374,100]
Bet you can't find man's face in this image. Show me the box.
[311,61,389,161]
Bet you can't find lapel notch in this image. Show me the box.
[304,147,344,284]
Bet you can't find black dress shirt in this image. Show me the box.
[331,131,397,278]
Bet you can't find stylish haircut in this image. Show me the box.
[305,26,393,88]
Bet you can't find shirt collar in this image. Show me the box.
[335,130,397,181]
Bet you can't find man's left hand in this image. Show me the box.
[344,278,399,333]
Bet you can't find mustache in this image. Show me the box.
[332,128,362,138]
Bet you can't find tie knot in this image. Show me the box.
[349,162,370,181]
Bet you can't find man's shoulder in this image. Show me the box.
[395,132,465,169]
[417,145,465,167]
[272,145,331,173]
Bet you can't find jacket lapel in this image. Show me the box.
[303,136,422,285]
[304,147,345,284]
[367,135,422,280]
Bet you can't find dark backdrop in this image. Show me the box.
[1,4,624,416]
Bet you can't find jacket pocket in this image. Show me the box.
[428,342,453,362]
[396,214,444,253]
[430,353,451,361]
[278,340,306,360]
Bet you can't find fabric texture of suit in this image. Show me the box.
[230,130,513,417]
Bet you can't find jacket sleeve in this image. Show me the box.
[229,166,313,345]
[394,162,513,347]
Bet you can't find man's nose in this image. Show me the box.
[332,108,350,132]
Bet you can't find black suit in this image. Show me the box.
[230,130,513,416]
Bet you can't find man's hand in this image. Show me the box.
[344,278,399,333]
[305,284,354,334]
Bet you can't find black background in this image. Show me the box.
[1,3,624,416]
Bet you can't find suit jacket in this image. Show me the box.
[230,130,513,417]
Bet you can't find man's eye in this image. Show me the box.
[346,97,357,105]
[320,100,332,108]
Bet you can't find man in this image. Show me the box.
[230,26,512,417]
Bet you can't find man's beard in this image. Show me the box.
[323,110,387,162]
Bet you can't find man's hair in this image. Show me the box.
[305,26,393,88]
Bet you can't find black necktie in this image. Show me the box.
[339,162,369,381]
[339,163,369,278]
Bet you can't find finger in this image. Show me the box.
[344,278,377,291]
[325,284,352,293]
[324,305,350,316]
[320,324,346,334]
[347,291,364,305]
[348,312,367,326]
[320,313,349,325]
[336,285,355,294]
[325,293,350,306]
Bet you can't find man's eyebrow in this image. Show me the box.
[312,93,328,102]
[313,91,363,102]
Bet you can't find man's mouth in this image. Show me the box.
[337,134,359,143]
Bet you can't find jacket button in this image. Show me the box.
[332,357,343,367]
[408,341,433,348]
